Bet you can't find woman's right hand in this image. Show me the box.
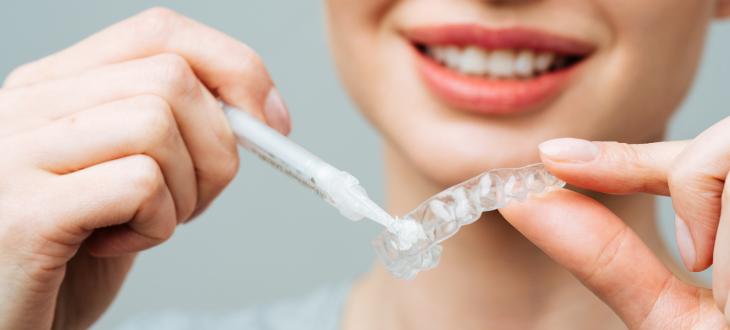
[500,120,730,328]
[0,8,290,330]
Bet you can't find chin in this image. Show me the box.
[390,115,564,188]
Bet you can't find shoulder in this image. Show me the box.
[114,280,353,330]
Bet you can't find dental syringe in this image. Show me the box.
[222,102,395,227]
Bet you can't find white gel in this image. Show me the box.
[388,217,425,250]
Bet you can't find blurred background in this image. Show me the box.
[0,1,727,329]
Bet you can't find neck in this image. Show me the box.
[343,143,686,330]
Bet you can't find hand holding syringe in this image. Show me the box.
[223,102,564,280]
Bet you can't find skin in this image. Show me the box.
[1,1,730,330]
[0,9,289,330]
[323,0,730,329]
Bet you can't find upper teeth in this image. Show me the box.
[427,46,557,79]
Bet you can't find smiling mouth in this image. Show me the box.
[406,25,594,115]
[417,45,585,80]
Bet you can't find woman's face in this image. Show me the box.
[325,0,726,187]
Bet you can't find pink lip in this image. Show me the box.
[406,25,594,115]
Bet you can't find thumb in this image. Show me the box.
[498,189,722,328]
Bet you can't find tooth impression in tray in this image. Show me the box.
[372,163,565,280]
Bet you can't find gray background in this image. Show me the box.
[0,1,727,329]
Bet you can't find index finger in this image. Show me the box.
[538,138,690,195]
[2,7,290,134]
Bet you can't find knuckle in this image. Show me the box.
[129,155,165,197]
[130,94,170,112]
[230,46,265,75]
[205,147,240,189]
[129,7,182,45]
[179,195,198,222]
[3,60,53,88]
[147,53,199,97]
[151,217,176,244]
[218,151,240,185]
[3,63,33,88]
[666,160,687,191]
[132,95,177,142]
[667,159,723,218]
[175,177,198,222]
[139,7,180,22]
[193,149,238,208]
[606,142,641,164]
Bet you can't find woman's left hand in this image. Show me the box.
[499,116,730,328]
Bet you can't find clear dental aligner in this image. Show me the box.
[372,163,565,280]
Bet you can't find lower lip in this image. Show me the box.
[414,48,576,116]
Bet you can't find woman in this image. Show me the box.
[1,0,729,328]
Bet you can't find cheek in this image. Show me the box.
[325,0,398,32]
[599,0,712,107]
[325,0,398,119]
[588,0,713,135]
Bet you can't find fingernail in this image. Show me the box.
[263,87,292,136]
[538,138,600,163]
[675,214,696,272]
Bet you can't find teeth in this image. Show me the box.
[459,46,490,75]
[427,47,444,63]
[489,50,515,78]
[443,46,462,69]
[425,45,562,79]
[535,52,554,73]
[514,50,535,78]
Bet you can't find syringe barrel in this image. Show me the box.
[222,104,337,202]
[222,103,393,225]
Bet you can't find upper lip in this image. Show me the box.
[404,24,595,55]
